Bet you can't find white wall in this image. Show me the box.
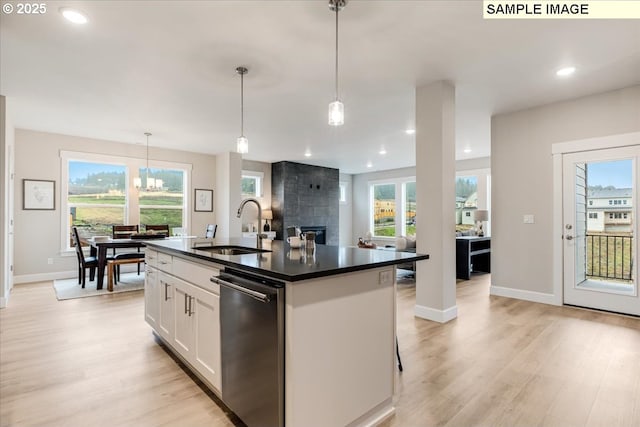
[491,85,640,299]
[339,173,353,246]
[1,96,16,306]
[13,129,217,282]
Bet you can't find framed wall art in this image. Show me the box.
[23,179,55,210]
[194,188,213,212]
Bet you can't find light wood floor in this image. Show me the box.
[1,276,639,427]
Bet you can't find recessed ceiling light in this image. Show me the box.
[556,66,576,77]
[379,148,387,155]
[366,162,373,168]
[60,8,88,24]
[463,148,472,154]
[304,150,312,157]
[405,129,416,135]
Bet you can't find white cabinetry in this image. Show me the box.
[157,272,175,342]
[144,249,222,394]
[173,277,221,391]
[144,264,159,329]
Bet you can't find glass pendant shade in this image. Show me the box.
[237,136,249,154]
[328,100,344,126]
[146,177,156,190]
[133,177,142,189]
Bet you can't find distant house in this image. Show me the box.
[586,188,633,233]
[458,192,477,226]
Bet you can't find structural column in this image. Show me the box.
[215,152,243,239]
[414,81,457,323]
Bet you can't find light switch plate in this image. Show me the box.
[523,214,535,224]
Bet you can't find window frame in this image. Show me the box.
[241,170,264,199]
[368,176,415,240]
[60,151,192,252]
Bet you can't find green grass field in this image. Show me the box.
[586,234,634,282]
[71,193,183,236]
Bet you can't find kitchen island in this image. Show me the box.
[143,237,428,427]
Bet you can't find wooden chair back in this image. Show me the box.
[112,224,139,239]
[145,224,170,236]
[71,226,87,264]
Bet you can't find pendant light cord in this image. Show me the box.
[240,71,244,136]
[335,7,339,101]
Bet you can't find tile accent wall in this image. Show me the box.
[271,161,339,245]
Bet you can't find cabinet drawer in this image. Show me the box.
[157,252,173,273]
[172,257,220,294]
[145,249,158,268]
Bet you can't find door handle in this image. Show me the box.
[184,293,188,314]
[164,282,170,301]
[188,296,194,317]
[565,235,573,240]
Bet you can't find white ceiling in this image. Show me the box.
[1,1,639,174]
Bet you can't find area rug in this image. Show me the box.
[53,272,145,300]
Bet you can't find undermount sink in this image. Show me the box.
[193,245,271,255]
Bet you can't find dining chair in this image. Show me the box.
[71,227,100,288]
[205,224,217,238]
[145,224,170,236]
[111,224,144,280]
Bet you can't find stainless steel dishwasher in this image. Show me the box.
[210,269,285,427]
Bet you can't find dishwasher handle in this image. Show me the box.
[211,276,271,303]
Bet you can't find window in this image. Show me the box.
[609,213,614,219]
[589,200,593,205]
[61,151,190,251]
[624,213,628,219]
[589,212,598,219]
[241,170,263,198]
[404,182,416,236]
[609,200,613,205]
[372,183,396,237]
[68,161,127,241]
[624,200,628,204]
[456,176,477,231]
[368,177,416,238]
[339,182,347,204]
[138,167,185,230]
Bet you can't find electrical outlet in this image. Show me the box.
[523,214,535,224]
[379,270,393,285]
[47,258,54,265]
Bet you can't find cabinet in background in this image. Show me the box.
[456,236,491,280]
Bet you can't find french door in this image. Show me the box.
[563,145,640,315]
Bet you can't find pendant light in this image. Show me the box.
[328,0,347,126]
[236,66,249,154]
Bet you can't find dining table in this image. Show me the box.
[86,238,148,290]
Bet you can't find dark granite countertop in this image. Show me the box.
[145,238,429,282]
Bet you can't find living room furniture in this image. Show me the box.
[456,236,491,280]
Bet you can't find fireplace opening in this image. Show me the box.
[300,226,327,245]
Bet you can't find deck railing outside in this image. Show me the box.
[586,234,634,282]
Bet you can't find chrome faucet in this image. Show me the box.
[237,198,266,249]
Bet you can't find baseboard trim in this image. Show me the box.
[490,285,559,306]
[13,270,76,284]
[414,304,458,323]
[0,296,8,308]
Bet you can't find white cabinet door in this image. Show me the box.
[189,284,221,392]
[144,265,159,329]
[173,278,195,358]
[158,272,175,342]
